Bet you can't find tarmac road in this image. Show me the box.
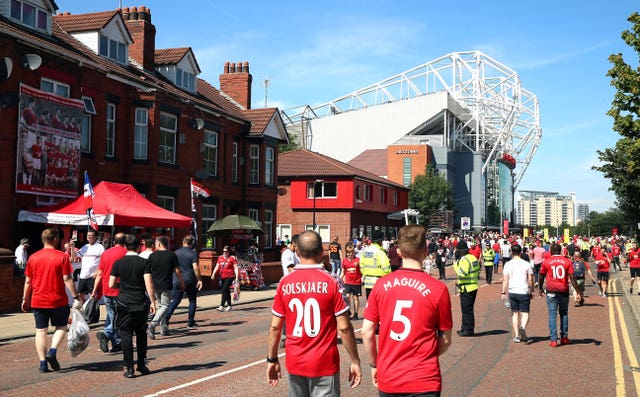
[2,268,640,396]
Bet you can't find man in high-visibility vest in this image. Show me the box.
[359,229,391,299]
[481,245,496,284]
[454,240,480,337]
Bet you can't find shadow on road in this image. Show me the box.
[70,359,123,372]
[149,341,203,351]
[153,360,226,373]
[472,329,509,337]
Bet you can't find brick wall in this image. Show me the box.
[0,249,23,313]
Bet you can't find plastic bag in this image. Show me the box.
[67,308,90,357]
[82,296,100,324]
[232,280,240,302]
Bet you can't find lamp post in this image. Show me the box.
[312,179,324,231]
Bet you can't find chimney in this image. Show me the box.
[124,6,156,71]
[219,61,252,109]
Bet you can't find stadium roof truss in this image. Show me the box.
[281,51,541,188]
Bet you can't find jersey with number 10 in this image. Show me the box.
[271,264,349,377]
[540,255,574,293]
[364,268,452,393]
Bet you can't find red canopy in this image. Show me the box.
[18,181,193,228]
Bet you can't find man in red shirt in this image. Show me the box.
[21,228,83,373]
[341,242,362,319]
[267,230,361,395]
[92,233,127,353]
[362,224,453,395]
[611,241,622,272]
[594,250,611,297]
[539,243,579,347]
[628,248,640,294]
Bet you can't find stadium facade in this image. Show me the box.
[281,51,541,228]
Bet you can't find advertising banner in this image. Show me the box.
[16,83,84,197]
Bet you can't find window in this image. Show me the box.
[203,130,218,176]
[249,208,260,244]
[40,78,69,98]
[11,0,48,31]
[305,224,330,242]
[82,96,96,115]
[105,103,116,157]
[176,68,195,91]
[393,191,398,206]
[380,188,387,204]
[99,35,127,64]
[364,185,371,201]
[157,196,175,212]
[134,108,148,160]
[159,112,177,164]
[403,157,412,186]
[249,144,260,184]
[264,210,273,249]
[265,147,274,186]
[307,181,337,198]
[202,204,217,249]
[80,115,91,153]
[231,142,238,183]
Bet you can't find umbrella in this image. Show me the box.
[207,214,264,236]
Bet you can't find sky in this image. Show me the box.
[55,0,639,213]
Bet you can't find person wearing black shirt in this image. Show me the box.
[165,235,202,329]
[147,236,184,338]
[110,234,156,378]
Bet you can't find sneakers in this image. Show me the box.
[598,290,602,296]
[519,327,528,342]
[513,337,521,343]
[45,352,60,371]
[96,331,109,353]
[603,293,607,298]
[561,337,570,345]
[224,306,231,312]
[186,322,198,329]
[217,305,224,312]
[160,328,170,336]
[549,340,558,347]
[147,324,156,340]
[123,367,135,378]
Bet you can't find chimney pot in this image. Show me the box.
[224,62,230,74]
[237,62,242,72]
[242,61,249,73]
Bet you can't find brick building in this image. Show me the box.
[276,149,409,250]
[1,2,288,258]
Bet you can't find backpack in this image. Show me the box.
[573,260,586,279]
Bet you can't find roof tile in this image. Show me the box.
[54,10,118,32]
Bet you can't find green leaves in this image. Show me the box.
[408,164,454,224]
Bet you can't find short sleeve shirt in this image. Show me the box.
[148,250,180,291]
[364,268,452,393]
[540,255,573,293]
[78,242,105,279]
[25,248,73,308]
[271,264,349,377]
[503,257,533,294]
[175,247,198,284]
[217,255,238,279]
[111,254,151,308]
[341,256,362,285]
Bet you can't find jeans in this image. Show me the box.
[150,290,172,330]
[166,281,198,326]
[330,259,340,275]
[533,263,542,284]
[103,296,121,346]
[546,292,569,341]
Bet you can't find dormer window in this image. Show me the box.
[11,0,49,31]
[99,35,127,64]
[176,68,195,91]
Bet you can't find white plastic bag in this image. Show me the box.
[67,308,90,357]
[232,280,240,302]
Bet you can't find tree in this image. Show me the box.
[593,12,640,238]
[278,132,301,153]
[408,164,454,224]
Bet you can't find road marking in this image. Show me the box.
[143,352,286,397]
[610,281,626,396]
[613,280,640,396]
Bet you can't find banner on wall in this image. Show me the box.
[16,83,84,198]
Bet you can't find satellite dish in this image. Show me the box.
[22,54,42,71]
[0,57,12,81]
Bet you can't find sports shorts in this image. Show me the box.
[33,306,70,329]
[508,293,531,313]
[343,283,362,296]
[597,271,609,282]
[630,268,640,278]
[77,277,95,294]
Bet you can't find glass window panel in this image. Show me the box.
[37,10,47,29]
[23,3,35,27]
[11,0,21,20]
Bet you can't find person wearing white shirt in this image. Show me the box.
[280,234,299,277]
[15,238,29,274]
[71,230,104,301]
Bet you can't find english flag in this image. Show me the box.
[83,171,98,231]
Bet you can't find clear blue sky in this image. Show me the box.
[56,1,638,213]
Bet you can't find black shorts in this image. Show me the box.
[509,293,531,313]
[343,284,362,296]
[630,268,640,278]
[33,306,70,329]
[77,277,95,294]
[597,271,609,281]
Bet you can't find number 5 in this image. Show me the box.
[390,300,413,341]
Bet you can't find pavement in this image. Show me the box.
[0,284,278,342]
[2,267,640,343]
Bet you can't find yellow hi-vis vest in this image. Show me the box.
[359,243,391,289]
[482,248,495,266]
[454,253,480,292]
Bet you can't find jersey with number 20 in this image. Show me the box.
[271,264,349,377]
[364,268,453,393]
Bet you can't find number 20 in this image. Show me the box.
[289,298,321,337]
[391,300,413,341]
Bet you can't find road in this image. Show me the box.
[1,271,639,396]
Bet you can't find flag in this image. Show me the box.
[83,171,98,231]
[191,179,211,198]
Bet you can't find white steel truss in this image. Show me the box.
[281,51,541,188]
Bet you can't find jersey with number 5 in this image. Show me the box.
[364,268,452,393]
[271,264,349,377]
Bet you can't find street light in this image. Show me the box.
[312,179,324,231]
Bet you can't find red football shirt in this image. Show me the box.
[272,264,349,377]
[594,253,611,272]
[25,248,74,308]
[98,245,127,297]
[217,255,238,279]
[364,268,452,393]
[540,255,574,294]
[341,256,362,285]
